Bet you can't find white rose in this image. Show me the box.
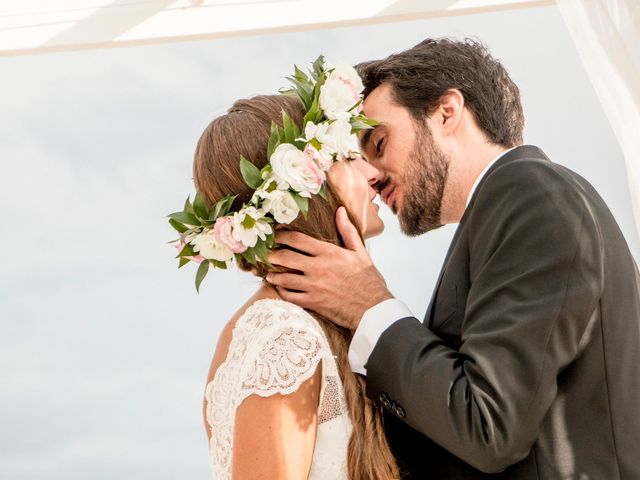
[189,228,234,262]
[319,64,364,121]
[270,143,324,198]
[262,189,300,224]
[304,119,353,164]
[231,206,273,248]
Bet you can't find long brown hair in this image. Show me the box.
[194,94,399,479]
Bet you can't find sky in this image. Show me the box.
[1,5,638,480]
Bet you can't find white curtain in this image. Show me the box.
[556,0,640,241]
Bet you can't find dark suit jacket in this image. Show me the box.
[366,146,640,479]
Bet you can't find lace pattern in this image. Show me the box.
[205,299,351,480]
[240,325,323,397]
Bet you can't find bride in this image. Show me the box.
[170,60,399,479]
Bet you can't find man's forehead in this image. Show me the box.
[362,82,394,115]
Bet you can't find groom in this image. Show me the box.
[267,38,640,478]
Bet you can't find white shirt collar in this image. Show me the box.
[465,147,516,208]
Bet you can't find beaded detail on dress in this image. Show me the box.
[205,299,352,480]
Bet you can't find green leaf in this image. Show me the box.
[176,242,196,258]
[311,55,326,81]
[168,218,189,233]
[303,101,319,127]
[221,195,237,216]
[318,185,328,201]
[253,240,271,266]
[304,72,326,125]
[195,260,210,293]
[183,196,194,214]
[285,76,314,110]
[350,115,381,132]
[294,64,310,82]
[211,259,227,270]
[242,248,257,266]
[193,192,208,220]
[210,194,237,221]
[291,193,309,220]
[282,111,301,144]
[239,156,262,189]
[178,257,190,268]
[168,212,200,227]
[267,122,281,159]
[265,233,276,249]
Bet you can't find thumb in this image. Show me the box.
[336,206,364,252]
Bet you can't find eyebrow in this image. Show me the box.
[358,126,379,152]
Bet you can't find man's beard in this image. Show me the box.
[397,122,449,236]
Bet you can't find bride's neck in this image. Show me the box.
[251,281,281,302]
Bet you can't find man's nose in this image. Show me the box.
[364,161,384,190]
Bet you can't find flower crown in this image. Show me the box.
[168,56,378,291]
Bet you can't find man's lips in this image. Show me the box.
[381,185,396,206]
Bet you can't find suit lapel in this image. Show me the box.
[424,218,466,326]
[423,145,550,327]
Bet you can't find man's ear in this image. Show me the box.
[433,89,465,134]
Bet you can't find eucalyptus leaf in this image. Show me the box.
[195,260,210,293]
[240,155,262,189]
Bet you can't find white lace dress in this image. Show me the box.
[204,299,353,479]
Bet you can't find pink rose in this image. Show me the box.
[306,156,326,189]
[213,216,247,254]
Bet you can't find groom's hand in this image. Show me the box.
[266,206,392,330]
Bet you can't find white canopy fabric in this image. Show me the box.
[0,0,637,238]
[0,0,553,56]
[557,0,640,241]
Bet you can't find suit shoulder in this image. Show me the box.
[486,157,580,191]
[474,158,591,211]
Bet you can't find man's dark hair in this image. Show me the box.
[356,38,524,148]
